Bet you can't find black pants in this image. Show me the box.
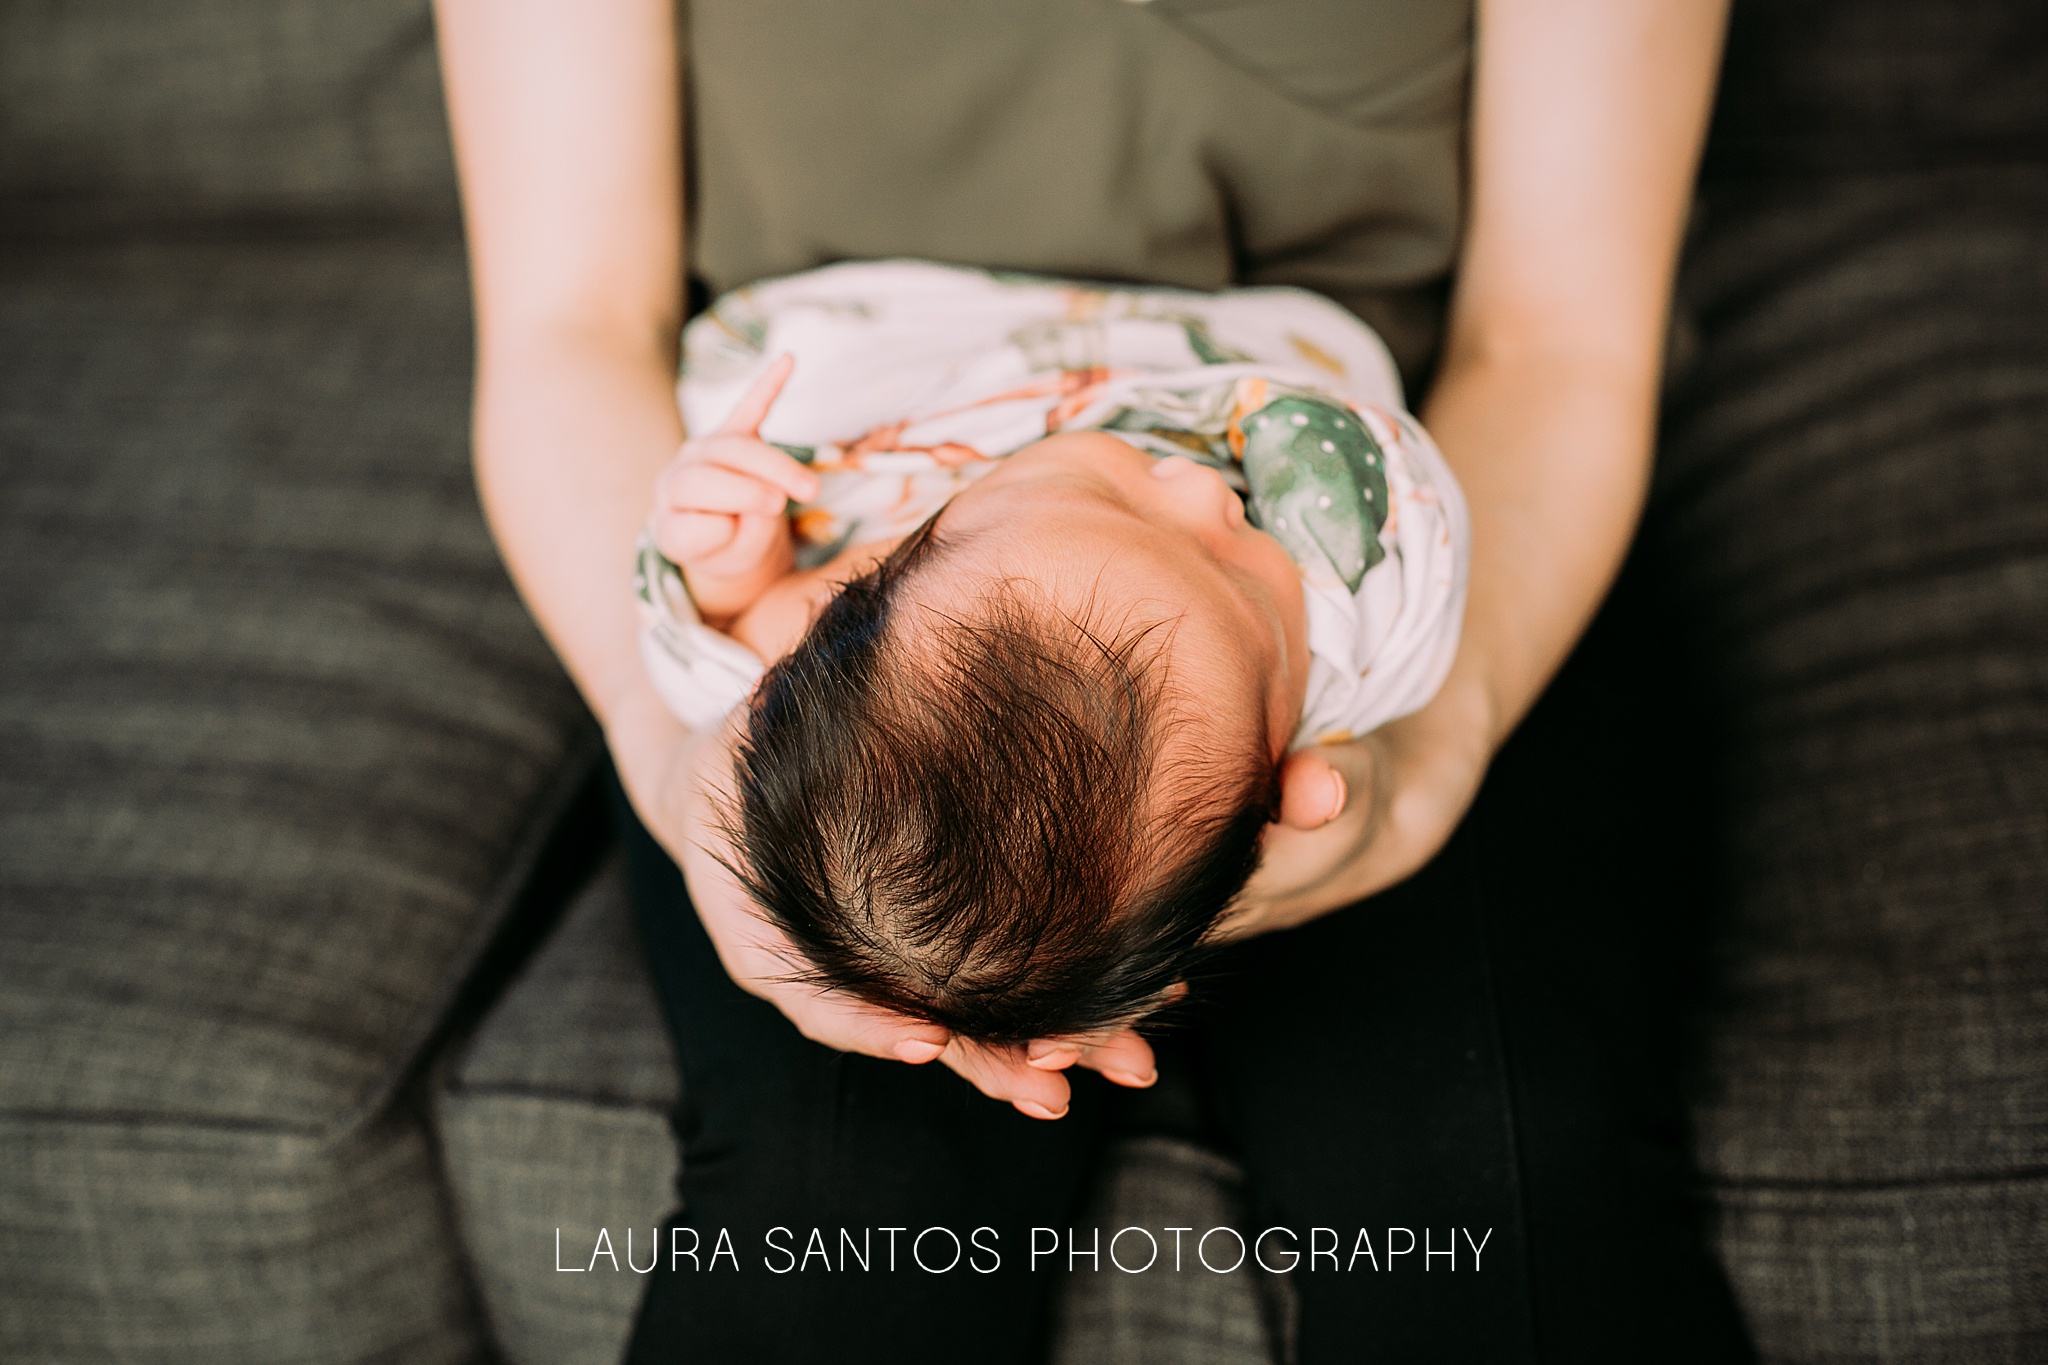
[614,571,1755,1365]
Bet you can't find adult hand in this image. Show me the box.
[1216,675,1496,940]
[642,711,1160,1119]
[650,354,820,620]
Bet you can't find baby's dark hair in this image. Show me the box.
[722,518,1282,1044]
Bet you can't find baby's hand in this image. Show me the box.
[652,355,820,622]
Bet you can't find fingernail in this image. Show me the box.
[1105,1069,1158,1089]
[1325,768,1347,823]
[893,1039,945,1064]
[1017,1100,1067,1121]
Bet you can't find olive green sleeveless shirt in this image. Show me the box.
[685,0,1472,385]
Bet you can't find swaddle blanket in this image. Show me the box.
[638,260,1469,748]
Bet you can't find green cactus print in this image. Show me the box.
[1240,396,1389,593]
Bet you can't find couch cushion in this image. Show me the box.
[1658,163,2048,1359]
[1715,1179,2048,1365]
[1663,165,2048,1187]
[438,854,682,1365]
[1051,1137,1295,1365]
[1,1111,481,1364]
[0,0,459,235]
[0,235,593,1135]
[450,852,683,1113]
[1705,0,2048,178]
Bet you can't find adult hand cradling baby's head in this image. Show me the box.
[675,710,1163,1120]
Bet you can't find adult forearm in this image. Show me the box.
[1419,342,1661,751]
[473,328,684,739]
[435,0,688,762]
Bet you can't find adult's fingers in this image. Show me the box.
[1075,1028,1158,1087]
[1277,748,1351,830]
[714,353,796,437]
[848,1017,952,1065]
[781,989,951,1065]
[1216,735,1393,940]
[940,1038,1075,1120]
[1027,1027,1157,1088]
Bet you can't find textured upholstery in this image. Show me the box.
[0,239,589,1131]
[0,0,458,234]
[436,854,1290,1365]
[0,1,603,1354]
[1050,1139,1295,1365]
[1659,165,2048,1361]
[0,235,594,1357]
[438,853,681,1365]
[1654,7,2048,1355]
[1705,2,2048,176]
[6,1112,475,1363]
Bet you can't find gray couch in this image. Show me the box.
[2,2,2043,1361]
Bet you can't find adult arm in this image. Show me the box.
[1229,0,1730,932]
[435,0,689,794]
[434,0,1145,1115]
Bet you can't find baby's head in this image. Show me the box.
[725,432,1311,1043]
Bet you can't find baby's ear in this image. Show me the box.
[1276,750,1348,830]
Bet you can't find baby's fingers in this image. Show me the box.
[714,353,795,438]
[664,461,796,518]
[652,509,739,564]
[694,512,785,579]
[673,434,821,505]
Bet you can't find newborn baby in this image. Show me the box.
[638,261,1467,1043]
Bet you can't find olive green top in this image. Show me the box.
[686,0,1472,383]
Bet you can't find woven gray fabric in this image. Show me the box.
[1715,1180,2048,1365]
[440,855,1285,1365]
[452,856,682,1111]
[439,856,682,1365]
[0,236,592,1357]
[1657,164,2048,1359]
[0,237,589,1132]
[1706,1,2048,176]
[440,1094,677,1365]
[1051,1138,1292,1365]
[0,0,458,234]
[0,1113,477,1364]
